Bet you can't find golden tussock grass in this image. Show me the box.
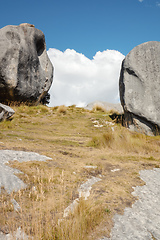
[57,105,67,114]
[0,166,105,240]
[88,124,159,156]
[92,103,107,112]
[0,104,160,239]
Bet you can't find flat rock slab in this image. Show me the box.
[100,168,160,240]
[0,150,52,194]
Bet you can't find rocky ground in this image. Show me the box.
[0,150,160,239]
[100,168,160,240]
[0,150,101,239]
[1,105,160,239]
[0,150,52,194]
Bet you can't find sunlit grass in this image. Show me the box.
[0,104,160,239]
[57,105,67,114]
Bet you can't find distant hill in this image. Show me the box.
[85,101,123,114]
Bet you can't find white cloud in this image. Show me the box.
[138,0,144,2]
[47,48,125,107]
[157,2,160,7]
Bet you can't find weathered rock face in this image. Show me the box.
[0,103,15,121]
[119,41,160,135]
[0,23,53,104]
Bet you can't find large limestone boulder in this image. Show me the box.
[0,23,53,104]
[119,41,160,135]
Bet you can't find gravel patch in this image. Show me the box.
[100,168,160,240]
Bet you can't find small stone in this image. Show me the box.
[84,166,97,169]
[111,169,120,172]
[0,103,15,121]
[11,198,21,212]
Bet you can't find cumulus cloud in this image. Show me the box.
[138,0,144,2]
[47,48,125,107]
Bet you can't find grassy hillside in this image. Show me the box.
[0,104,160,239]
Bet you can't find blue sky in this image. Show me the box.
[1,0,160,59]
[0,0,160,106]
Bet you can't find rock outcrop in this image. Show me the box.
[119,41,160,135]
[0,23,53,104]
[0,103,15,121]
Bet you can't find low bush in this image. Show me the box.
[92,103,106,112]
[89,129,114,148]
[57,105,67,114]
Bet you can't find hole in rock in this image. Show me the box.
[36,38,45,56]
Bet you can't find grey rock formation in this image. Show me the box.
[119,41,160,135]
[0,23,53,104]
[0,103,15,121]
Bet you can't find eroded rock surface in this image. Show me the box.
[0,23,53,104]
[119,41,160,135]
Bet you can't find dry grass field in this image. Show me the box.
[0,104,160,239]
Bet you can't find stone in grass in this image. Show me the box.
[0,103,15,121]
